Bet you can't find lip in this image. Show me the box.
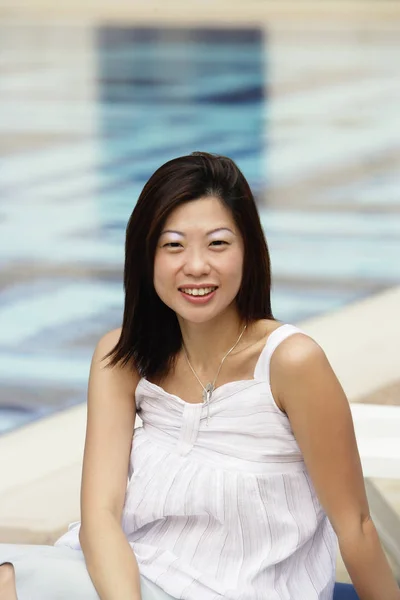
[179,288,217,305]
[178,284,218,290]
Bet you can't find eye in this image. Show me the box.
[210,240,229,246]
[163,242,182,248]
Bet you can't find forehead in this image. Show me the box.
[163,196,235,228]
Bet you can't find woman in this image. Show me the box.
[1,152,399,600]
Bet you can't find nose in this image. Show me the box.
[182,247,211,277]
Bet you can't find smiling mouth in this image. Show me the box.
[179,286,218,297]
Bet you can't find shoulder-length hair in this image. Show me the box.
[105,152,274,381]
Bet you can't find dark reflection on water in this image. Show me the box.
[95,25,265,191]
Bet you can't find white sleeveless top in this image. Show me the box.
[55,324,337,599]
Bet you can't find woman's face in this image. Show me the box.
[153,196,244,324]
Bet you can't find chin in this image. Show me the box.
[175,309,215,323]
[178,305,236,326]
[184,315,216,325]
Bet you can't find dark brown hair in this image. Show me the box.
[105,152,274,381]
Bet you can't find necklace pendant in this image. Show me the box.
[203,382,214,404]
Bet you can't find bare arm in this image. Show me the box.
[271,334,400,600]
[79,328,142,600]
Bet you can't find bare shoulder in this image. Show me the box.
[270,332,329,412]
[106,325,122,341]
[95,326,122,358]
[272,331,324,368]
[93,327,138,390]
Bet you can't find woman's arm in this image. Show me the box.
[80,510,141,600]
[79,328,142,600]
[271,333,400,600]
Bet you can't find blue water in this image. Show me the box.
[0,23,399,434]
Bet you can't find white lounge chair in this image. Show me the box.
[350,403,400,579]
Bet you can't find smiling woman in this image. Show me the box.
[105,151,273,382]
[1,152,399,600]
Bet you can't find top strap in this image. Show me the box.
[254,324,304,383]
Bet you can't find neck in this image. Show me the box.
[178,310,247,374]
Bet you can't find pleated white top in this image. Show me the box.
[55,324,337,600]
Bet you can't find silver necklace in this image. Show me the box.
[182,324,247,424]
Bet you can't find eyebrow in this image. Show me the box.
[160,227,236,236]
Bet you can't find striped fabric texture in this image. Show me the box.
[55,324,337,599]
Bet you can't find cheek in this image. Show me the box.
[224,250,243,279]
[153,253,165,291]
[153,253,176,294]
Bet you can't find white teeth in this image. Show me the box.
[181,287,216,296]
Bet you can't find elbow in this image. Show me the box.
[335,512,372,542]
[79,508,122,549]
[79,523,91,553]
[337,513,377,553]
[359,513,379,541]
[78,525,86,549]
